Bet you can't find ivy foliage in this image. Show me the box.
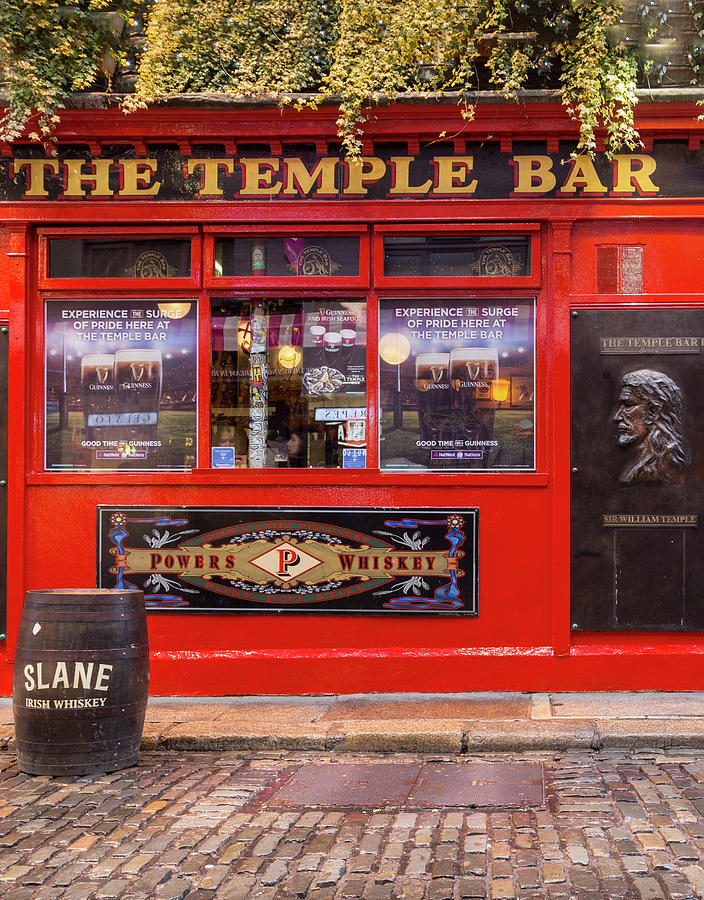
[124,0,334,108]
[0,0,662,154]
[322,0,487,156]
[556,0,640,154]
[0,0,130,142]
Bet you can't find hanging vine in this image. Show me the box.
[557,0,640,154]
[0,0,688,155]
[0,0,130,143]
[321,0,488,156]
[123,0,333,110]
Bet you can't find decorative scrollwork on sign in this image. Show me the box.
[472,245,523,277]
[134,251,173,278]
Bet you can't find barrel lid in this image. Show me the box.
[24,589,144,604]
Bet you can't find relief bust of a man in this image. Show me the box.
[614,369,689,484]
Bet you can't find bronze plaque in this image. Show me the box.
[571,309,704,630]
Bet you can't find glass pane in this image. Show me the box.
[379,298,535,471]
[211,298,367,469]
[48,239,191,278]
[45,299,198,471]
[214,236,360,277]
[383,235,531,277]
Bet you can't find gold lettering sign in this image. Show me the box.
[600,337,702,354]
[7,152,661,200]
[122,541,450,586]
[602,514,698,527]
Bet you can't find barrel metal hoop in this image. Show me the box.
[14,646,149,660]
[18,610,144,622]
[16,734,141,752]
[24,592,142,602]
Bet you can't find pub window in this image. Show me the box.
[211,298,367,468]
[48,238,192,278]
[44,298,198,472]
[213,235,361,278]
[383,234,531,278]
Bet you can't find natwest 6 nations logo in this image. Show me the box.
[99,507,478,615]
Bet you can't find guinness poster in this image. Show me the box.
[302,301,367,397]
[97,507,478,615]
[45,299,197,471]
[379,298,535,471]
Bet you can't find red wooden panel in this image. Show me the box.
[574,221,704,296]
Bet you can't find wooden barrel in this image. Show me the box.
[13,589,149,776]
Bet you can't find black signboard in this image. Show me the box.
[379,298,535,471]
[97,507,478,615]
[45,299,197,471]
[571,308,704,630]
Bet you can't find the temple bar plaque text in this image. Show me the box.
[600,337,702,354]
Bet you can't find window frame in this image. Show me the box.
[203,224,371,290]
[209,291,372,472]
[37,226,202,292]
[29,222,547,486]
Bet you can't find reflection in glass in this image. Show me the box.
[383,235,530,277]
[211,298,367,468]
[81,354,115,439]
[48,239,192,278]
[379,298,535,472]
[114,349,163,438]
[214,237,360,278]
[44,299,197,472]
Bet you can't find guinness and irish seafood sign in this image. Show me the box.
[97,507,478,615]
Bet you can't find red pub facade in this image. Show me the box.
[1,95,704,695]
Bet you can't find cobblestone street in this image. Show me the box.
[1,749,704,898]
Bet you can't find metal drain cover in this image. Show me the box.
[407,762,544,808]
[267,762,422,808]
[262,761,544,809]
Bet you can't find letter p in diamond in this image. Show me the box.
[250,541,323,582]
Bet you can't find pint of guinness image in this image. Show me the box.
[81,354,115,438]
[114,349,163,436]
[449,349,498,407]
[449,348,499,439]
[414,352,451,440]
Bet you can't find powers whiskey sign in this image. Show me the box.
[97,507,478,615]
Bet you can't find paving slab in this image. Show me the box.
[596,718,704,748]
[549,692,704,719]
[8,693,704,753]
[143,703,236,724]
[213,702,333,726]
[323,694,530,721]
